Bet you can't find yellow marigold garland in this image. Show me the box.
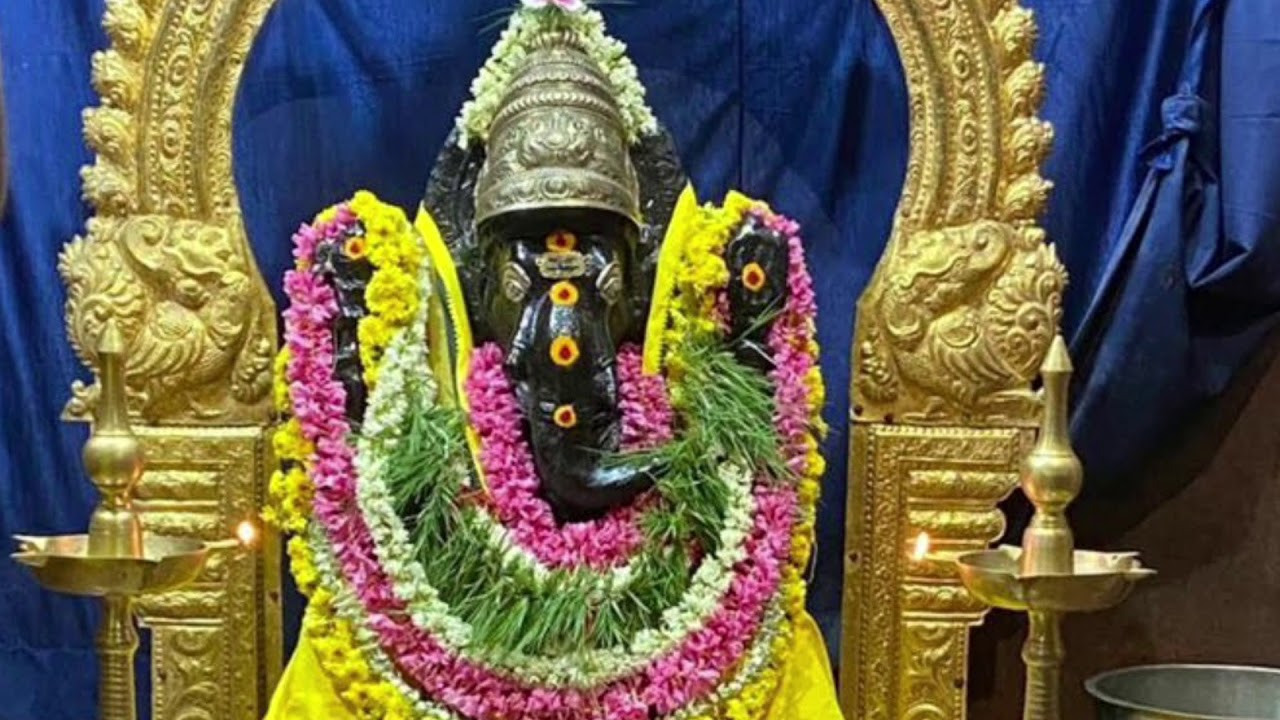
[273,347,293,413]
[287,535,320,595]
[265,347,302,531]
[273,418,313,464]
[350,190,425,388]
[660,193,827,720]
[266,466,312,534]
[285,533,426,720]
[268,190,831,720]
[305,590,420,720]
[660,192,757,378]
[269,192,441,720]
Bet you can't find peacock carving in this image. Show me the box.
[852,2,1066,426]
[59,215,274,422]
[857,220,1064,422]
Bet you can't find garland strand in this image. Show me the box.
[266,190,827,720]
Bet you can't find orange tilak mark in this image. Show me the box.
[550,281,580,307]
[550,336,581,368]
[545,230,578,253]
[553,404,579,429]
[742,262,767,292]
[343,237,368,259]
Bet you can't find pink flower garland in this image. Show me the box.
[760,211,822,474]
[279,205,822,720]
[464,343,670,570]
[617,344,675,451]
[285,283,791,719]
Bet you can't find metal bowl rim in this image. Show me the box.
[1085,664,1280,720]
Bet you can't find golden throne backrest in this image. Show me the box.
[854,0,1065,428]
[842,1,1065,719]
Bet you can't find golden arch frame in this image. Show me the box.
[60,1,1062,719]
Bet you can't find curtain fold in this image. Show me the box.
[1068,0,1280,494]
[0,2,126,718]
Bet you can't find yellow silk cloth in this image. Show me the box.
[265,610,842,720]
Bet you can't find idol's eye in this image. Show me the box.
[596,261,623,305]
[501,261,530,303]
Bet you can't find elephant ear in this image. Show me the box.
[422,128,487,337]
[422,128,484,258]
[633,125,690,266]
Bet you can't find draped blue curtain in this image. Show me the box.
[1,1,1277,718]
[1067,0,1280,493]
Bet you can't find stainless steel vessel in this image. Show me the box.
[1087,665,1280,720]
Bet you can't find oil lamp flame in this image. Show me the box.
[913,531,930,561]
[236,520,258,548]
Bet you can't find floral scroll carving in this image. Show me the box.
[62,0,277,425]
[844,1,1065,720]
[61,215,273,421]
[854,0,1065,427]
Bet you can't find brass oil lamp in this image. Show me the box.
[12,320,249,720]
[957,335,1155,720]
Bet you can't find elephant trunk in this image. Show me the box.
[507,292,652,522]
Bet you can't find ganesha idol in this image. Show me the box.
[264,4,840,719]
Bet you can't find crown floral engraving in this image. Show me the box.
[517,113,596,167]
[474,32,641,225]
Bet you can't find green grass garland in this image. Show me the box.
[385,336,782,657]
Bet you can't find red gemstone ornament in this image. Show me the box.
[550,281,580,307]
[343,237,368,259]
[545,230,578,253]
[550,336,581,367]
[552,404,579,429]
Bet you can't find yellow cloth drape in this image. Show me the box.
[766,611,844,720]
[264,630,348,719]
[265,610,843,720]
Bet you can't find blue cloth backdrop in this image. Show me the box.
[1,1,1277,718]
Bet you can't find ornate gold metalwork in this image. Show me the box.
[956,339,1152,720]
[475,33,641,226]
[61,0,278,426]
[56,1,283,719]
[843,424,1028,720]
[133,425,281,720]
[854,0,1065,427]
[844,0,1066,718]
[13,323,234,720]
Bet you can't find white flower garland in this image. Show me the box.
[313,521,790,720]
[456,7,658,147]
[310,529,461,720]
[352,270,766,688]
[479,517,640,589]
